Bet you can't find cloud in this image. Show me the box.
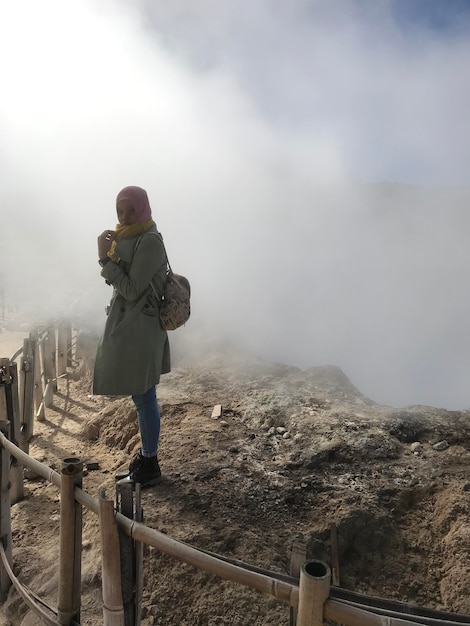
[136,0,470,183]
[1,0,470,409]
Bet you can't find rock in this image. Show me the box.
[24,467,41,481]
[433,440,449,451]
[211,404,222,419]
[410,442,422,453]
[81,421,100,441]
[276,426,287,435]
[282,432,291,440]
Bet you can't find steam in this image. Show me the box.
[1,0,470,409]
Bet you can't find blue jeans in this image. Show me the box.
[131,386,160,458]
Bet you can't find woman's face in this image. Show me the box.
[117,199,138,226]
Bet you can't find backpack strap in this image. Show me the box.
[136,231,173,273]
[135,231,169,303]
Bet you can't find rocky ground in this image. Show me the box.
[1,330,470,625]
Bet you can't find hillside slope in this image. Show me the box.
[2,354,470,624]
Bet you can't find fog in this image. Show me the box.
[1,0,470,409]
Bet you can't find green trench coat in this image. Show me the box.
[93,225,171,396]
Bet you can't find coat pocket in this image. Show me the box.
[109,291,149,336]
[141,289,160,317]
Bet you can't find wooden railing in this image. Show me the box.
[0,323,469,625]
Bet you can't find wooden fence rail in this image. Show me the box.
[0,322,469,625]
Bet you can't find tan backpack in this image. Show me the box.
[139,232,191,330]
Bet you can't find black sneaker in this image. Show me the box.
[130,453,162,487]
[128,451,142,474]
[115,451,143,482]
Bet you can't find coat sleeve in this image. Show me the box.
[100,234,165,302]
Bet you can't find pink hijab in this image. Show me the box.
[116,186,152,223]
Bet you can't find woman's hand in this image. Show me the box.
[97,230,116,259]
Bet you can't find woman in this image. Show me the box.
[93,185,170,487]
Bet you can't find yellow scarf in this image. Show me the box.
[107,220,155,262]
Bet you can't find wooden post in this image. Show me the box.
[330,523,340,587]
[116,480,135,626]
[44,381,54,409]
[19,337,36,451]
[134,485,143,626]
[296,561,331,626]
[0,366,9,425]
[71,325,78,360]
[57,457,83,625]
[0,420,12,601]
[57,322,68,378]
[34,336,45,421]
[99,492,125,626]
[290,541,307,626]
[43,328,57,395]
[1,362,24,504]
[0,383,6,423]
[66,322,73,368]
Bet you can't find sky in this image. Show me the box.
[1,0,470,409]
